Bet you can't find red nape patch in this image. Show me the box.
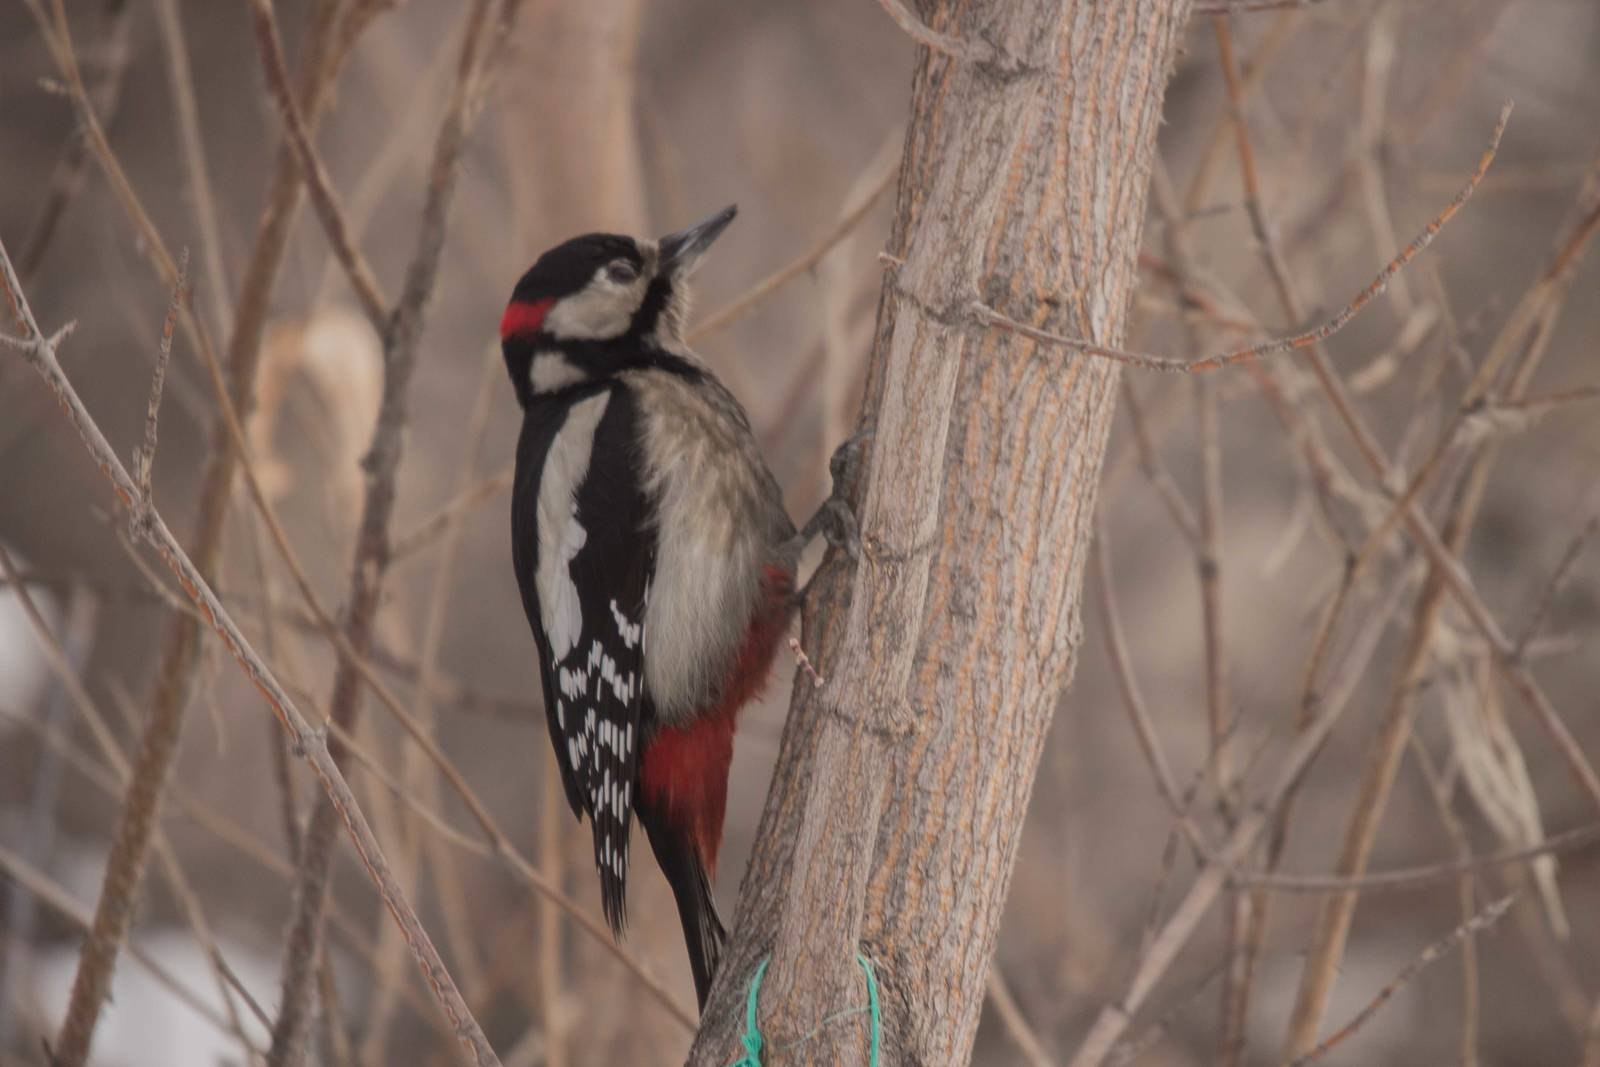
[500,297,555,341]
[640,564,796,874]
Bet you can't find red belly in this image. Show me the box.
[639,563,794,873]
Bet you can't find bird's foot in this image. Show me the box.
[788,428,871,602]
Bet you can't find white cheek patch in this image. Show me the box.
[534,392,611,658]
[529,350,587,394]
[543,266,649,341]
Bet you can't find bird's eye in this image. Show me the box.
[606,260,638,284]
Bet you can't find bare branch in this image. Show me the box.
[1066,573,1413,1067]
[1274,130,1600,1063]
[24,3,355,1058]
[1288,896,1516,1066]
[689,152,898,342]
[0,842,244,1045]
[247,0,389,329]
[872,0,1010,68]
[17,0,134,279]
[134,248,186,513]
[1514,516,1599,660]
[264,2,535,1059]
[391,466,515,562]
[1107,961,1229,1067]
[154,0,232,333]
[1460,385,1600,447]
[361,344,496,1063]
[1117,378,1201,549]
[988,967,1057,1067]
[1090,528,1200,837]
[1239,822,1600,894]
[971,103,1510,373]
[0,545,258,1054]
[0,234,499,1067]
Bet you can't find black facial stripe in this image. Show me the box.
[534,334,703,381]
[630,275,674,337]
[501,331,703,409]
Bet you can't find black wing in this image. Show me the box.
[511,384,654,933]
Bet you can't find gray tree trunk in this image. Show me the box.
[687,2,1193,1063]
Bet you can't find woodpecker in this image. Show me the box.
[502,206,798,1009]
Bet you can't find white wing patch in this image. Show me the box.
[534,392,611,659]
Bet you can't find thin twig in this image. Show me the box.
[1287,896,1516,1066]
[391,466,515,561]
[264,3,526,1059]
[1277,127,1600,1062]
[1066,571,1412,1067]
[0,548,257,1055]
[0,588,87,1052]
[1089,529,1195,832]
[988,966,1057,1067]
[1239,822,1600,893]
[1117,378,1201,550]
[362,345,502,1062]
[972,104,1510,373]
[537,760,568,1067]
[25,2,355,1059]
[789,636,827,688]
[689,158,897,342]
[17,0,134,280]
[154,0,232,334]
[247,0,389,329]
[1408,737,1484,1067]
[871,0,1009,68]
[1158,103,1249,1062]
[1106,960,1229,1067]
[134,249,187,510]
[0,843,244,1046]
[1513,516,1598,660]
[0,238,500,1067]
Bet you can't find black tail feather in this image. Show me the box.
[638,805,727,1010]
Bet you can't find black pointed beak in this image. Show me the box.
[658,204,737,275]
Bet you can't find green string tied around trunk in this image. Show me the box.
[727,952,881,1067]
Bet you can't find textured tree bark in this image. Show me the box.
[686,2,1192,1063]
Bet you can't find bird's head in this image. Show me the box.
[500,205,736,407]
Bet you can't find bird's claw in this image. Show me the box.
[829,425,872,486]
[786,428,871,606]
[815,496,861,560]
[791,426,871,561]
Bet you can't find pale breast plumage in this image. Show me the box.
[623,368,797,723]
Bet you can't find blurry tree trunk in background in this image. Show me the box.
[508,0,647,239]
[688,2,1191,1063]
